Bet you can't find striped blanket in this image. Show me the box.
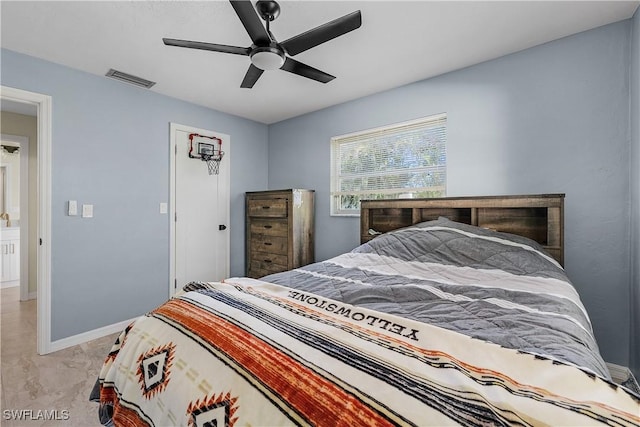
[94,218,640,425]
[95,278,638,426]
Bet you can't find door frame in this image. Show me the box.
[169,123,230,298]
[0,85,53,355]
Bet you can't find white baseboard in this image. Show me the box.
[47,317,136,354]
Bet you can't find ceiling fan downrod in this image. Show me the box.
[256,0,280,36]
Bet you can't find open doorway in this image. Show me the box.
[1,128,32,301]
[0,86,52,355]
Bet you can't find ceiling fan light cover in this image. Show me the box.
[250,48,285,70]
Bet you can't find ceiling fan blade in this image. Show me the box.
[241,64,265,88]
[229,1,271,46]
[280,57,335,83]
[163,38,250,56]
[281,10,362,56]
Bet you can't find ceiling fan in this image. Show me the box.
[163,0,362,89]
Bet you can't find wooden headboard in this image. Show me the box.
[360,194,565,266]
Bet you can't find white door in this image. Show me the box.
[170,123,230,297]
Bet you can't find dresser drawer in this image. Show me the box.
[248,267,276,279]
[248,264,287,278]
[249,219,288,236]
[250,234,288,255]
[247,198,287,217]
[250,250,288,265]
[249,252,288,274]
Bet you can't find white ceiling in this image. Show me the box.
[1,1,638,124]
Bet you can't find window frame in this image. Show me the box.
[330,113,447,217]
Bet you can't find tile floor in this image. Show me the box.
[0,287,118,426]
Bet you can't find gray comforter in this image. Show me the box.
[262,217,610,379]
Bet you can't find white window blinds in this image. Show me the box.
[330,113,447,215]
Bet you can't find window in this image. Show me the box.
[330,113,447,216]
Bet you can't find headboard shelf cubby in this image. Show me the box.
[360,194,565,266]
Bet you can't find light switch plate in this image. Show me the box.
[68,200,78,216]
[160,202,168,214]
[82,204,94,218]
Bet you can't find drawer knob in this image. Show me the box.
[263,225,272,229]
[264,259,272,263]
[262,206,271,209]
[264,242,272,246]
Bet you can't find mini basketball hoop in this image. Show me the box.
[202,152,223,175]
[189,134,225,175]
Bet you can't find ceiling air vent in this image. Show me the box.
[105,69,156,89]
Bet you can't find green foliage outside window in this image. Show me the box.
[331,114,447,215]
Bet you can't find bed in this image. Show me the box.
[91,194,640,426]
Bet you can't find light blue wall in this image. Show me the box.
[630,9,640,379]
[269,21,633,366]
[1,49,269,340]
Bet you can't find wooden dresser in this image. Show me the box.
[245,189,315,278]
